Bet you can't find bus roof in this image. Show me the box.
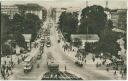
[24,56,33,62]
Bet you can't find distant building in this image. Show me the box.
[1,5,19,19]
[25,10,42,19]
[104,9,111,20]
[111,10,119,27]
[66,7,80,12]
[1,4,44,19]
[56,8,65,23]
[71,34,100,47]
[110,9,127,30]
[117,9,127,30]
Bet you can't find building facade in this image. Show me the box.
[71,34,100,48]
[111,10,119,27]
[1,5,43,19]
[1,5,19,19]
[26,10,42,19]
[110,9,127,29]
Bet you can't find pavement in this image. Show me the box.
[44,20,123,80]
[51,19,126,80]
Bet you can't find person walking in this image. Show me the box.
[65,66,67,72]
[4,61,6,65]
[85,59,86,63]
[114,70,117,75]
[6,66,9,77]
[121,73,124,78]
[1,69,5,80]
[18,58,20,64]
[92,57,95,62]
[37,63,40,68]
[96,63,99,68]
[106,68,109,72]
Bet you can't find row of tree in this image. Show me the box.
[58,5,123,58]
[58,11,78,41]
[1,4,47,55]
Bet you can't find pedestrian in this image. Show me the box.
[4,61,6,65]
[92,57,95,62]
[1,69,5,80]
[2,65,5,71]
[18,58,20,64]
[6,66,9,77]
[106,68,109,72]
[37,63,40,68]
[96,63,98,68]
[121,73,124,78]
[124,68,126,75]
[65,66,67,72]
[85,59,86,63]
[114,70,117,75]
[99,63,101,67]
[12,61,15,68]
[9,64,13,75]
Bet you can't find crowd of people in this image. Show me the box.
[92,55,126,79]
[1,55,27,80]
[60,34,126,79]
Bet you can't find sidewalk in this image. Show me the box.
[58,32,126,80]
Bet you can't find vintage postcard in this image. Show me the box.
[1,0,127,80]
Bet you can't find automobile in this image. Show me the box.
[46,41,51,47]
[37,54,42,59]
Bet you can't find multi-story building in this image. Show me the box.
[110,9,127,30]
[1,4,44,20]
[25,10,42,19]
[1,5,19,19]
[111,10,119,27]
[104,10,111,20]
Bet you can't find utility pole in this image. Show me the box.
[105,1,108,8]
[86,1,88,7]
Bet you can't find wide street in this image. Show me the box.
[6,16,125,80]
[1,1,127,80]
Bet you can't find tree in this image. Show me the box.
[9,13,24,34]
[23,13,42,41]
[123,34,127,50]
[58,12,78,42]
[73,38,82,48]
[78,5,107,35]
[84,42,94,52]
[2,44,13,56]
[94,29,121,58]
[1,14,10,43]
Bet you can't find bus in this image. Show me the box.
[24,56,34,73]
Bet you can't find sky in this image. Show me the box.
[1,0,127,9]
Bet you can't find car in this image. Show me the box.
[46,42,51,47]
[37,54,42,59]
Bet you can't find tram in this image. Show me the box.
[47,52,59,72]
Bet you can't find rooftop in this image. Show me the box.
[71,34,100,41]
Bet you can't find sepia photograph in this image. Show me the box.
[0,0,127,80]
